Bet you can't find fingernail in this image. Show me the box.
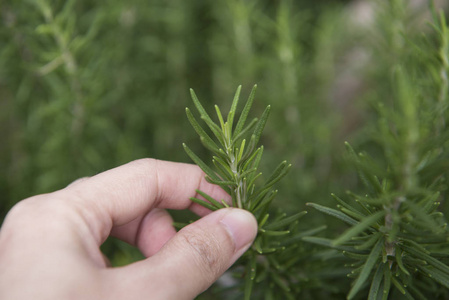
[220,209,258,251]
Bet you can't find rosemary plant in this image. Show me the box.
[183,85,306,299]
[6,0,449,299]
[305,8,449,300]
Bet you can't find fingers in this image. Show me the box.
[111,208,176,257]
[107,208,258,300]
[61,159,230,245]
[65,177,90,188]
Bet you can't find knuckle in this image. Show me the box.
[6,196,45,219]
[5,194,78,228]
[2,196,50,233]
[66,176,90,188]
[129,158,157,170]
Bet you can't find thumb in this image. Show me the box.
[111,208,257,300]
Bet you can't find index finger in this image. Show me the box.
[63,159,230,242]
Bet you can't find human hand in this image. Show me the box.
[0,159,258,300]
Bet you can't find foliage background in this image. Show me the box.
[1,0,449,299]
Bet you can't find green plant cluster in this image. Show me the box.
[183,3,449,300]
[304,5,449,299]
[2,0,449,299]
[184,85,307,299]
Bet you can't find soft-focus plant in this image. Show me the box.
[305,3,449,299]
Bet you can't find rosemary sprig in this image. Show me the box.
[183,85,291,211]
[183,85,305,299]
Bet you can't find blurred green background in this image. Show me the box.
[1,0,358,225]
[1,0,449,297]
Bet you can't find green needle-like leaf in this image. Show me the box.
[212,159,233,181]
[420,265,449,288]
[244,254,257,300]
[190,197,220,211]
[331,193,356,212]
[347,238,383,299]
[227,85,241,133]
[205,176,236,187]
[260,229,290,236]
[368,263,385,300]
[237,139,246,162]
[190,89,223,142]
[251,105,271,149]
[183,143,220,182]
[253,189,277,213]
[249,185,272,210]
[381,267,391,300]
[242,145,263,171]
[339,206,369,223]
[343,251,369,260]
[302,236,368,253]
[395,247,411,276]
[265,161,291,188]
[271,272,290,292]
[200,114,226,145]
[240,167,257,179]
[306,203,358,226]
[333,210,385,246]
[215,105,226,132]
[258,213,270,227]
[233,117,258,145]
[355,232,382,250]
[391,276,406,295]
[247,172,262,192]
[235,84,257,136]
[265,211,307,230]
[186,108,220,153]
[195,189,225,209]
[401,244,449,276]
[213,155,233,174]
[400,238,431,255]
[281,225,327,247]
